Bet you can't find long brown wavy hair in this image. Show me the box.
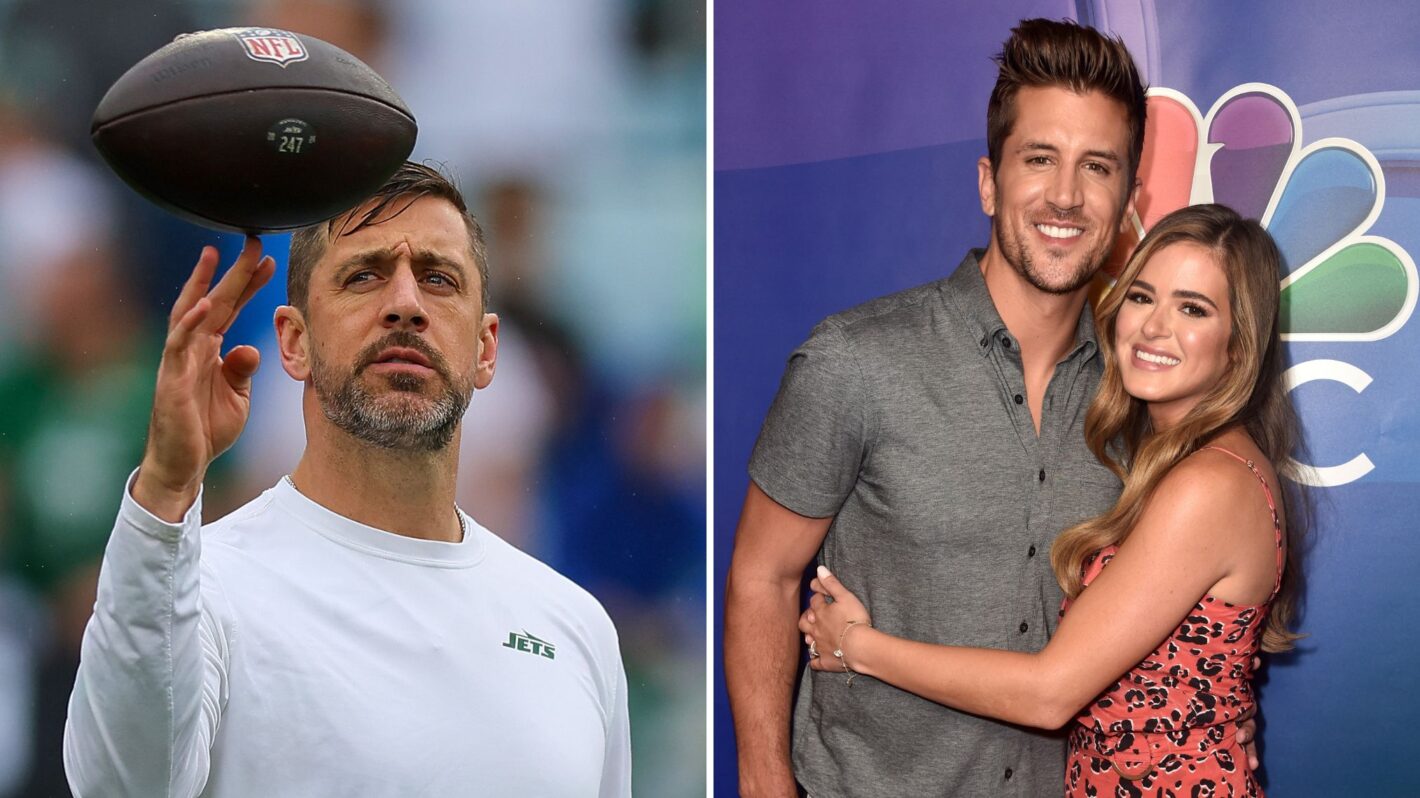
[1050,204,1308,652]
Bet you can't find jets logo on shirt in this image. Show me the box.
[502,630,556,660]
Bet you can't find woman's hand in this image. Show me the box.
[798,566,872,672]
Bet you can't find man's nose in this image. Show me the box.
[380,267,428,331]
[1046,165,1083,211]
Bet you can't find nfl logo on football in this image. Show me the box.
[235,28,308,68]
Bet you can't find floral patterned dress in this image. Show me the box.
[1060,447,1283,797]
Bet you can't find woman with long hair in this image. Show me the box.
[799,203,1307,796]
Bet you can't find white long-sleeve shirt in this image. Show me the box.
[65,474,632,797]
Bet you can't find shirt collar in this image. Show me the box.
[944,248,1099,364]
[271,478,487,568]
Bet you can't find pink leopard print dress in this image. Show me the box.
[1060,447,1283,798]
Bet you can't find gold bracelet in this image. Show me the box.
[834,619,871,686]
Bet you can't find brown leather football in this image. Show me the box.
[92,27,417,234]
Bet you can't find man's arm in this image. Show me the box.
[599,643,632,798]
[723,483,831,798]
[63,239,274,798]
[63,478,231,798]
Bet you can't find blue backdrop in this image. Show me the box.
[714,1,1420,794]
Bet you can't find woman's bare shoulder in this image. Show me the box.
[1145,433,1276,536]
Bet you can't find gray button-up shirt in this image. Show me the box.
[749,250,1122,798]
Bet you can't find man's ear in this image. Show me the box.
[977,156,997,218]
[474,313,499,390]
[1120,176,1142,235]
[273,305,311,381]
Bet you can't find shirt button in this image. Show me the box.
[1028,545,1037,558]
[1038,469,1045,482]
[1004,767,1014,780]
[1002,337,1012,350]
[1019,621,1029,634]
[1013,394,1024,405]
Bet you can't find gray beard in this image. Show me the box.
[310,344,472,453]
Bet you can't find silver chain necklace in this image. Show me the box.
[283,475,467,540]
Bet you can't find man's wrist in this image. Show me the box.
[737,759,798,798]
[131,464,201,523]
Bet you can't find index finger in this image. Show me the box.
[197,236,267,333]
[218,255,277,334]
[169,246,220,330]
[815,565,848,601]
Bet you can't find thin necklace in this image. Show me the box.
[282,475,467,540]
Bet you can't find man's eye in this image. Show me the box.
[1084,162,1111,175]
[348,271,375,284]
[425,272,455,287]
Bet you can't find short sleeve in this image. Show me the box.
[748,320,869,518]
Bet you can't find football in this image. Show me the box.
[92,28,417,234]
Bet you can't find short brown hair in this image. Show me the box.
[287,161,489,312]
[986,18,1147,184]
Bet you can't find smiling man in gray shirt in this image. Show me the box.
[724,19,1147,797]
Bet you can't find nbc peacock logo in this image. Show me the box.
[1106,83,1416,487]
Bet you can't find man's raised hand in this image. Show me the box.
[132,237,276,522]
